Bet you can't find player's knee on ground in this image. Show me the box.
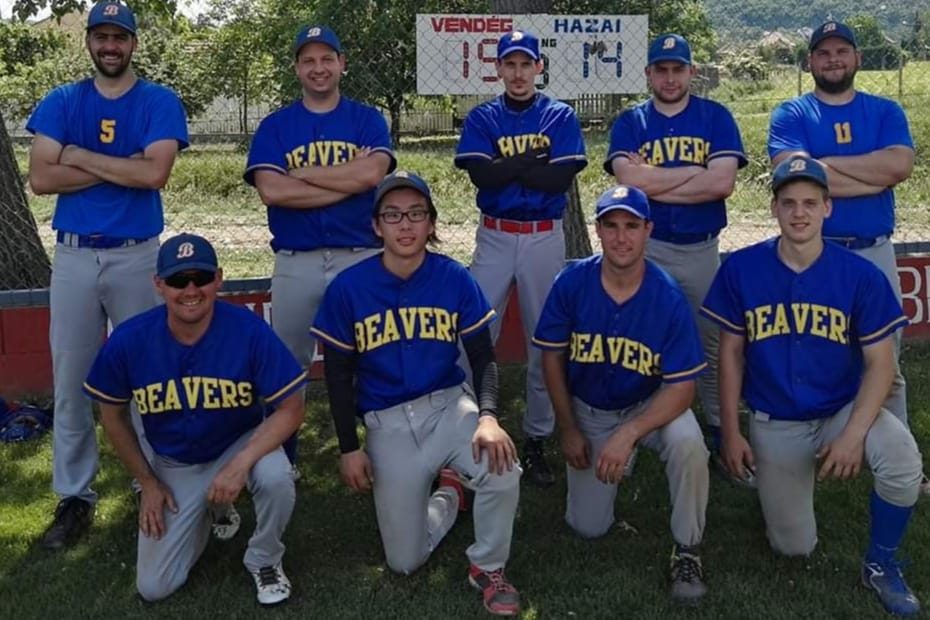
[766,519,817,557]
[137,568,187,603]
[384,544,431,576]
[868,411,922,506]
[566,510,613,540]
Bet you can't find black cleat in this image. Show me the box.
[522,438,555,487]
[41,497,94,550]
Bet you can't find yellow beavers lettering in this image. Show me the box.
[354,307,459,353]
[132,378,253,415]
[638,137,711,166]
[497,133,552,158]
[285,140,360,169]
[743,303,849,344]
[569,333,661,377]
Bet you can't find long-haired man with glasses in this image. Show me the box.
[312,172,522,616]
[83,233,307,606]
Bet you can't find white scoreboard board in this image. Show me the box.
[416,14,648,98]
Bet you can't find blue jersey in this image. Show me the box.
[454,93,587,221]
[25,78,189,239]
[700,239,908,421]
[244,96,397,251]
[83,301,307,464]
[603,95,747,237]
[532,256,706,410]
[311,252,496,413]
[768,92,914,239]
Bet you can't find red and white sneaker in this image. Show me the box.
[438,468,471,513]
[468,565,521,616]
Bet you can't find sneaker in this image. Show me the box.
[211,504,241,541]
[251,563,292,606]
[522,438,555,487]
[41,497,94,550]
[710,449,756,490]
[468,565,521,616]
[438,468,471,512]
[669,544,707,604]
[862,557,920,616]
[919,474,930,496]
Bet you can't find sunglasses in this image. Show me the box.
[164,270,216,289]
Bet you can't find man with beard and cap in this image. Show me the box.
[26,1,189,550]
[604,33,747,486]
[767,21,926,493]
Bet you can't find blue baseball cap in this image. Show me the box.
[87,2,136,35]
[809,21,858,51]
[157,233,218,279]
[374,170,434,210]
[595,185,651,221]
[293,25,341,57]
[497,30,540,61]
[771,155,829,193]
[648,33,691,65]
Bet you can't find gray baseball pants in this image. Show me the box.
[136,431,295,601]
[646,237,722,428]
[363,384,521,574]
[469,221,564,439]
[750,402,922,557]
[50,240,160,503]
[566,397,709,546]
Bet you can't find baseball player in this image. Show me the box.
[767,21,926,492]
[455,30,587,487]
[83,233,307,605]
[604,33,747,484]
[245,24,396,468]
[311,171,522,616]
[533,185,711,604]
[701,156,922,616]
[26,1,188,549]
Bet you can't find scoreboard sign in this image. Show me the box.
[416,14,648,98]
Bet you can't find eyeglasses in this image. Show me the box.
[164,270,216,289]
[378,210,430,224]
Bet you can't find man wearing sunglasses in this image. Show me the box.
[83,233,307,606]
[25,2,189,550]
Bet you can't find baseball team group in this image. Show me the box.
[21,0,925,616]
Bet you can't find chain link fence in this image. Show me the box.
[5,30,930,287]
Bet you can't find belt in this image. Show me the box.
[650,230,719,245]
[483,215,554,234]
[824,235,888,250]
[57,231,151,249]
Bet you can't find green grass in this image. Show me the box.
[3,344,930,618]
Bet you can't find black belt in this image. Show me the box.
[824,235,887,250]
[650,230,719,245]
[57,231,151,249]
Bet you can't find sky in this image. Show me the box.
[0,0,208,20]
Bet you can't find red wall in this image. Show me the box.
[3,255,930,398]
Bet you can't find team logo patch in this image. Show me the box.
[511,31,524,41]
[307,27,321,38]
[788,159,807,172]
[395,170,409,178]
[612,187,629,199]
[663,36,676,50]
[103,4,120,16]
[177,242,195,259]
[823,22,837,33]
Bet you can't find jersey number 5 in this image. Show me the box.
[100,119,116,144]
[833,121,852,145]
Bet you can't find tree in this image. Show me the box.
[846,14,904,70]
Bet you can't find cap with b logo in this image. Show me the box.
[497,30,540,61]
[595,185,651,221]
[771,155,829,193]
[157,233,218,279]
[293,24,341,57]
[87,1,137,34]
[374,170,434,210]
[809,21,858,51]
[648,33,691,65]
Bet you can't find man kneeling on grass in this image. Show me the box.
[83,233,307,605]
